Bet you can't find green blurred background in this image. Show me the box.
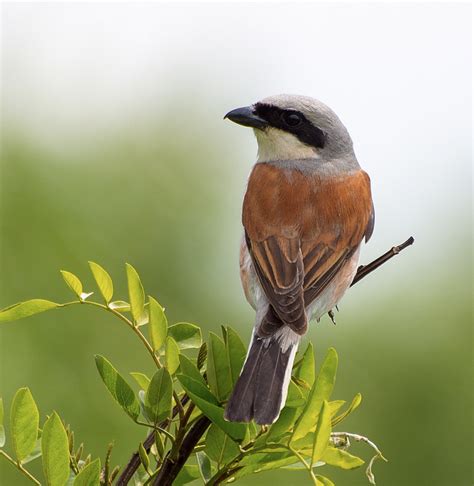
[1,3,471,485]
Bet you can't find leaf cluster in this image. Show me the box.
[0,262,386,485]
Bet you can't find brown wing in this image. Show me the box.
[243,163,373,337]
[248,234,306,335]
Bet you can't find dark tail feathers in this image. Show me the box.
[224,334,296,425]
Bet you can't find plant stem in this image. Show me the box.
[205,454,243,485]
[0,451,41,485]
[135,421,176,445]
[287,446,319,485]
[116,395,190,485]
[152,415,210,486]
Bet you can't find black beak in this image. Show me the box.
[224,106,267,129]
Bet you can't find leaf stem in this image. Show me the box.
[0,451,41,485]
[135,421,176,445]
[287,445,318,485]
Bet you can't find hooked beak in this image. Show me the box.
[224,106,267,129]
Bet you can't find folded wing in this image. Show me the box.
[243,164,374,338]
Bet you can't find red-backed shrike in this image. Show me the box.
[223,95,374,425]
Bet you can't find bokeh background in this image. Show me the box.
[1,3,472,485]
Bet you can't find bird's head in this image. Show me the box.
[225,94,354,163]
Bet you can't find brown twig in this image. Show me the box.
[115,396,189,485]
[351,236,414,286]
[152,416,210,486]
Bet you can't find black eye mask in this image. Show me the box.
[253,103,326,150]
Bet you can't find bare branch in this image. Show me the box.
[115,396,189,485]
[351,236,414,287]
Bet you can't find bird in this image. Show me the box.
[223,94,374,425]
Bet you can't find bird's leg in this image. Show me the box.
[328,309,337,325]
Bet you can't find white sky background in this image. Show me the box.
[2,2,472,274]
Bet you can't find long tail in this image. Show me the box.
[224,332,299,425]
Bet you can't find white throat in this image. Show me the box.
[254,127,319,162]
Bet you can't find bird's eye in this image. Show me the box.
[282,112,302,127]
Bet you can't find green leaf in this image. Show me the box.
[196,451,212,482]
[312,401,331,465]
[22,434,42,464]
[267,407,299,442]
[148,297,167,351]
[291,347,338,442]
[60,270,83,299]
[174,465,200,486]
[137,390,152,423]
[0,299,60,323]
[145,368,173,424]
[130,372,151,390]
[108,300,130,312]
[322,446,365,469]
[332,393,362,426]
[164,336,180,374]
[295,342,315,389]
[195,399,245,441]
[179,354,206,387]
[205,424,239,468]
[154,431,164,459]
[95,355,140,420]
[225,327,247,385]
[10,387,39,461]
[286,380,306,408]
[236,451,297,477]
[136,306,149,327]
[316,475,335,486]
[176,375,219,406]
[246,421,258,442]
[73,458,101,486]
[42,412,70,486]
[168,322,202,350]
[125,263,145,323]
[207,332,232,401]
[328,400,346,417]
[0,398,5,447]
[88,262,113,303]
[177,376,245,441]
[138,442,150,472]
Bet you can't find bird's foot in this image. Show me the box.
[328,309,337,325]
